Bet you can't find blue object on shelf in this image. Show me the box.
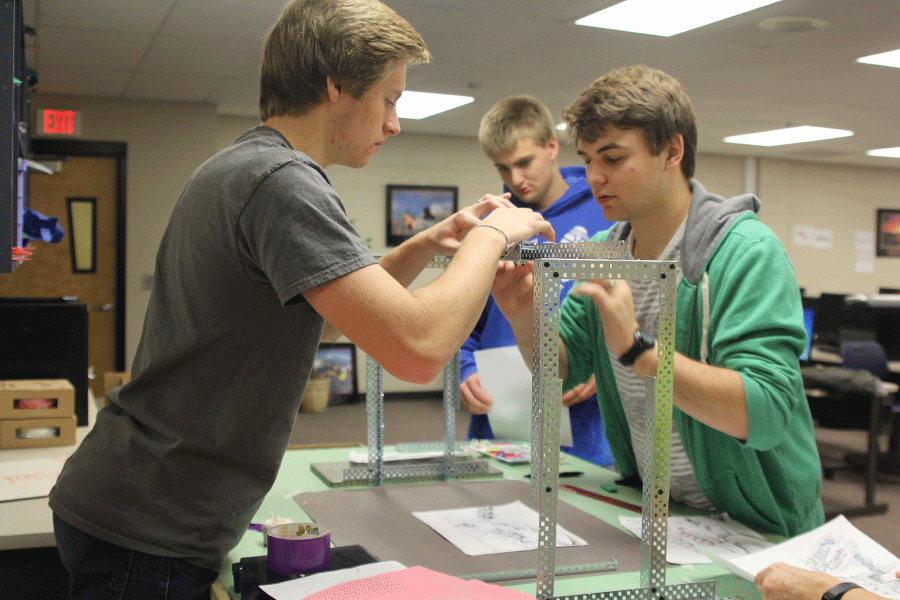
[23,208,65,243]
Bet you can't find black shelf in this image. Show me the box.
[1,0,28,274]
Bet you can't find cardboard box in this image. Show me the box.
[0,379,75,420]
[101,372,131,407]
[0,415,77,449]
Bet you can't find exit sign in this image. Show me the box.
[40,108,82,136]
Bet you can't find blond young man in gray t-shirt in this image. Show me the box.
[49,2,554,598]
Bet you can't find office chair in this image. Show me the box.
[840,339,900,478]
[840,340,889,380]
[839,339,893,443]
[824,339,898,517]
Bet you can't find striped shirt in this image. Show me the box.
[609,221,715,511]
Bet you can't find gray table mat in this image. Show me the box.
[292,478,642,582]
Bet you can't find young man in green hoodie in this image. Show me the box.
[492,65,823,537]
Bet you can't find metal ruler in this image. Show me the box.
[460,559,618,583]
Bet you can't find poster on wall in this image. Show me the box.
[385,185,457,246]
[792,225,833,250]
[312,343,358,405]
[876,209,900,257]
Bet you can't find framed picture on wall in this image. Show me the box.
[385,185,458,246]
[876,209,900,257]
[312,343,358,405]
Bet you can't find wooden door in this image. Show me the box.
[0,157,117,399]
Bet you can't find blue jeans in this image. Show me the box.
[53,514,218,600]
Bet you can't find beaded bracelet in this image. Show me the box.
[472,223,513,255]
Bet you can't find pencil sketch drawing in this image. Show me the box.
[413,500,588,557]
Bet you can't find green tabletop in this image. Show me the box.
[218,445,766,600]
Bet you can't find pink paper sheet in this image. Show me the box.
[304,565,535,600]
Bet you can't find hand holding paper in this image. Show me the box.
[707,516,900,600]
[474,346,573,446]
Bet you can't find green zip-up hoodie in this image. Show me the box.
[561,180,824,537]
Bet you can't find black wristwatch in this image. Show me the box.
[619,329,655,366]
[822,583,861,600]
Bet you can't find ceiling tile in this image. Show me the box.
[36,26,153,71]
[32,0,173,34]
[124,71,220,103]
[162,0,290,42]
[32,65,131,97]
[141,36,260,78]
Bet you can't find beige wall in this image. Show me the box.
[32,94,900,394]
[758,158,900,296]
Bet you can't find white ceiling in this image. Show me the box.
[21,0,900,169]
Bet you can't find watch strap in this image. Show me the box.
[618,329,655,367]
[822,582,861,600]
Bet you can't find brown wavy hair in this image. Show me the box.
[562,65,698,179]
[260,0,430,121]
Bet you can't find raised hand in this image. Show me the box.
[562,374,597,407]
[490,261,536,326]
[417,194,515,256]
[460,372,493,414]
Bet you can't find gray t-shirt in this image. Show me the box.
[49,126,376,571]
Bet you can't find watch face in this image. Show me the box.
[637,329,654,348]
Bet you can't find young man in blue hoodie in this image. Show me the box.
[459,95,616,467]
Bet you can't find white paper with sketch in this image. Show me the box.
[0,456,66,502]
[412,499,587,556]
[618,513,771,565]
[473,346,573,446]
[705,515,900,600]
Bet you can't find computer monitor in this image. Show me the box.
[812,293,845,351]
[800,305,815,362]
[876,310,900,362]
[842,302,877,342]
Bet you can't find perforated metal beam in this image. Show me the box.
[527,249,709,600]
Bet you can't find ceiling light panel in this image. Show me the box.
[576,0,783,37]
[867,147,900,158]
[857,49,900,69]
[397,91,474,120]
[724,126,853,146]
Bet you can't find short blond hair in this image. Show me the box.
[562,65,698,179]
[478,95,556,157]
[260,0,430,121]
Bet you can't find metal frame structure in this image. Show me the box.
[357,241,716,600]
[526,244,711,600]
[341,254,494,485]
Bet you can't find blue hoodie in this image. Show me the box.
[461,165,616,467]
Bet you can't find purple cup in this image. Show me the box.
[266,522,331,575]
